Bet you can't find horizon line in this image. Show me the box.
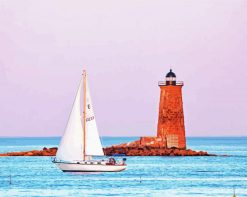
[0,135,247,138]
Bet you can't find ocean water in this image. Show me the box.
[0,137,246,197]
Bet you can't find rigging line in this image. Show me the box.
[100,134,105,156]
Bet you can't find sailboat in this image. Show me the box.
[53,70,127,172]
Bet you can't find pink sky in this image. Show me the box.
[0,0,247,137]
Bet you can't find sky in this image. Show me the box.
[0,0,247,137]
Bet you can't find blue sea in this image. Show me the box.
[0,137,246,197]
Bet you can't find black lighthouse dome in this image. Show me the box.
[166,69,176,78]
[166,69,176,85]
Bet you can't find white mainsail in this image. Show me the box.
[85,79,104,156]
[56,73,104,162]
[56,80,84,161]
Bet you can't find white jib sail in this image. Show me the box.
[85,78,104,156]
[56,80,84,161]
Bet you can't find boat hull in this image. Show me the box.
[54,162,126,172]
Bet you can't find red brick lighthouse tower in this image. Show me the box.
[157,69,186,149]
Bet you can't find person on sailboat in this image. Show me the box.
[108,158,116,165]
[120,158,127,165]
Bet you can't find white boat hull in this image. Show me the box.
[54,162,126,172]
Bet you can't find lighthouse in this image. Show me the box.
[157,69,186,149]
[115,69,187,150]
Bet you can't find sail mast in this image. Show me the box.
[83,70,87,161]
